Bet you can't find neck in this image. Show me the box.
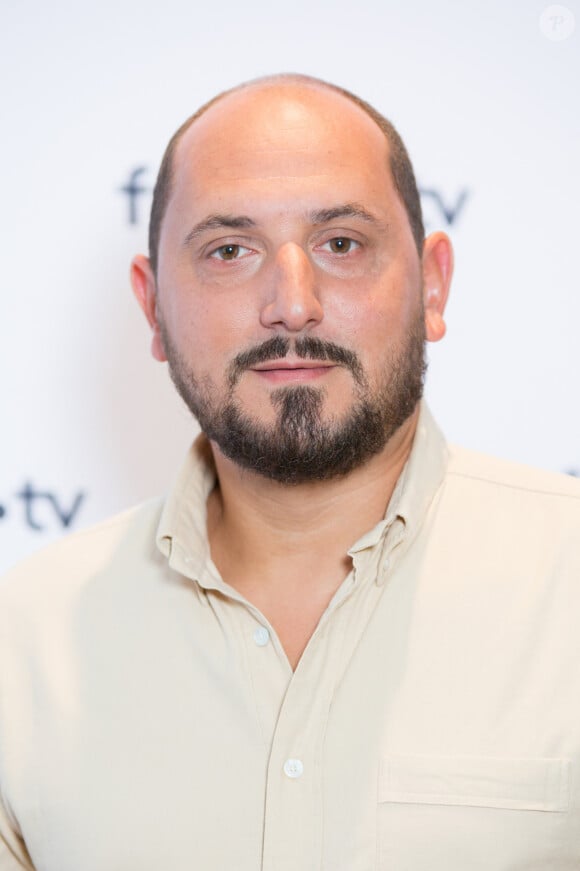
[206,406,419,571]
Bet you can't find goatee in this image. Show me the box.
[160,323,427,484]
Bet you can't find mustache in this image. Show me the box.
[227,336,364,387]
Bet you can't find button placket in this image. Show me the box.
[240,611,293,749]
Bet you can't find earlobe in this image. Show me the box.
[421,232,453,343]
[130,254,167,362]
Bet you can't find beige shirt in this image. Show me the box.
[1,404,580,871]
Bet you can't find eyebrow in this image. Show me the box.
[182,202,382,248]
[309,203,381,226]
[183,214,256,246]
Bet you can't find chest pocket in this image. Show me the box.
[376,755,570,870]
[379,754,569,811]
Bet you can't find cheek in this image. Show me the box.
[325,251,421,331]
[162,291,234,342]
[323,282,422,378]
[327,288,396,348]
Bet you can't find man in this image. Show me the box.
[0,74,579,871]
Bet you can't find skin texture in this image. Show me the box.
[131,79,453,668]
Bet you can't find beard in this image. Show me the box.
[159,315,427,485]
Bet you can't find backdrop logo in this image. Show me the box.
[119,167,149,225]
[420,188,469,233]
[0,483,85,531]
[118,166,471,232]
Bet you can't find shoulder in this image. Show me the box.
[0,497,166,616]
[442,445,580,554]
[446,444,580,502]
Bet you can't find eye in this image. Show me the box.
[321,237,360,254]
[209,243,252,261]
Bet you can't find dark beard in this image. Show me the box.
[161,325,427,485]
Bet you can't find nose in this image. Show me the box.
[259,242,323,333]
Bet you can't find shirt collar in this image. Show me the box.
[391,400,448,541]
[156,434,217,581]
[156,400,448,580]
[345,402,448,580]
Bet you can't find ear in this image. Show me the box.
[421,231,453,343]
[130,255,167,362]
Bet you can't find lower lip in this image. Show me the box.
[252,366,335,384]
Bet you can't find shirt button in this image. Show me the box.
[283,758,304,779]
[253,626,270,647]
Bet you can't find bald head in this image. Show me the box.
[148,74,424,276]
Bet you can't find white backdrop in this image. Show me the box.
[1,0,578,572]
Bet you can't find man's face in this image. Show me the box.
[138,84,442,483]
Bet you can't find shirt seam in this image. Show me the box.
[447,469,580,501]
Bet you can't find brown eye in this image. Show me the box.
[217,244,240,260]
[327,237,354,253]
[209,243,254,261]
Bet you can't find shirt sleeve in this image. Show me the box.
[0,798,35,871]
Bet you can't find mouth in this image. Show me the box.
[250,359,337,384]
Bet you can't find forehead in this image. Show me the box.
[168,84,398,218]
